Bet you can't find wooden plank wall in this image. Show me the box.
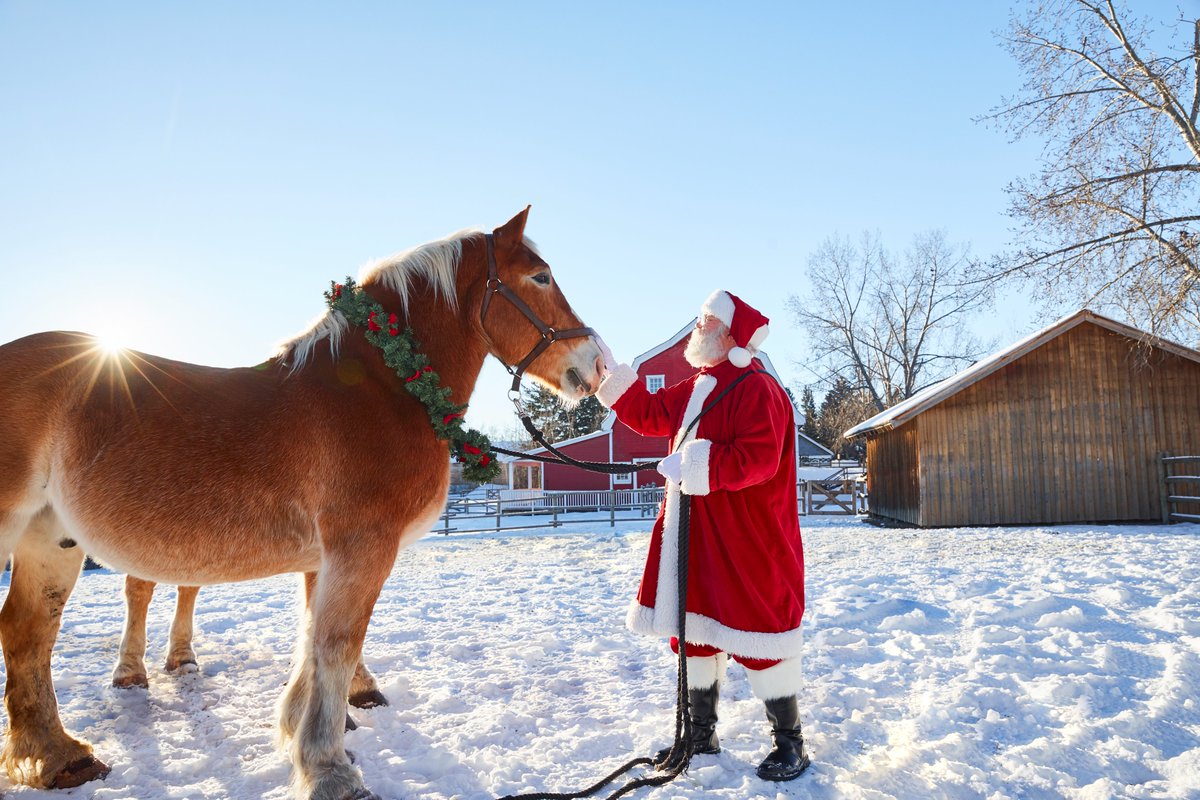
[908,322,1200,527]
[864,421,920,525]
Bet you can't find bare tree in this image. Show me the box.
[982,0,1200,341]
[788,230,993,415]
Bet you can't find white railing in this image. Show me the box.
[439,479,869,536]
[437,488,665,535]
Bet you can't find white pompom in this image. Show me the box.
[728,347,752,368]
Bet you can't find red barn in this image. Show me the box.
[505,321,832,492]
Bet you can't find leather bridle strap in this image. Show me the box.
[480,233,596,394]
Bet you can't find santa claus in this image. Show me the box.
[595,290,809,782]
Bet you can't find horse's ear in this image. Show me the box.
[494,206,531,250]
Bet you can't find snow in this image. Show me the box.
[2,517,1199,799]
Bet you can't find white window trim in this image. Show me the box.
[645,374,665,393]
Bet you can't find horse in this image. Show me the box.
[112,574,389,710]
[0,207,604,799]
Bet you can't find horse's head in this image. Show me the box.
[475,208,605,401]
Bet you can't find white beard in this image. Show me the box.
[684,328,729,368]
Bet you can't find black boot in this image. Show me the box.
[756,696,810,781]
[654,682,721,765]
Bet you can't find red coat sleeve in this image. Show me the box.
[679,375,791,495]
[612,379,694,438]
[598,364,692,439]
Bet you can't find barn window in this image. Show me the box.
[646,374,665,393]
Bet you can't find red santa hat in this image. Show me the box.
[700,289,770,368]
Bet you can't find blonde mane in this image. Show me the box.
[276,228,478,367]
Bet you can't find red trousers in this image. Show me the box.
[670,637,781,671]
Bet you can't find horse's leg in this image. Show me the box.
[304,571,387,709]
[281,556,390,800]
[112,576,155,688]
[166,586,200,672]
[0,508,110,789]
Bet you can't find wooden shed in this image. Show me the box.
[845,309,1200,528]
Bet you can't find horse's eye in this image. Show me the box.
[532,272,551,286]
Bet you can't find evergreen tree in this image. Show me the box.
[800,386,819,441]
[520,384,606,444]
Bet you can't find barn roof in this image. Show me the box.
[596,317,810,432]
[844,308,1200,439]
[514,318,834,459]
[518,428,608,457]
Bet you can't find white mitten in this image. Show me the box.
[596,337,616,374]
[657,452,683,484]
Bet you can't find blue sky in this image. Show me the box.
[0,2,1046,434]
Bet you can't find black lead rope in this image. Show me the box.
[495,496,693,800]
[490,370,768,477]
[496,371,768,800]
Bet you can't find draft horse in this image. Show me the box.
[0,208,604,800]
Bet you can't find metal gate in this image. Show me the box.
[1159,454,1200,524]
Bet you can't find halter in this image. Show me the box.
[479,233,596,409]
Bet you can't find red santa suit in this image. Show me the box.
[597,291,805,699]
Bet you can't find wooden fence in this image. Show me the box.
[1160,454,1200,524]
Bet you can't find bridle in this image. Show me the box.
[479,232,596,411]
[476,231,649,474]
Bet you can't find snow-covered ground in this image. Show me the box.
[1,517,1198,799]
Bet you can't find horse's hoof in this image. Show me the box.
[344,714,357,732]
[50,755,111,789]
[112,673,149,689]
[166,657,198,672]
[348,689,389,709]
[345,789,380,800]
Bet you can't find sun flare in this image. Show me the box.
[92,329,130,356]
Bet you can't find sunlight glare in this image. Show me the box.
[93,328,130,356]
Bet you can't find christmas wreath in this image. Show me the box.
[325,279,500,483]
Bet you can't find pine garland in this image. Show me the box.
[324,278,500,484]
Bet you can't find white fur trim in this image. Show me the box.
[627,374,717,649]
[627,603,806,661]
[745,656,804,700]
[700,290,735,328]
[686,653,728,689]
[678,439,711,496]
[596,363,637,407]
[727,347,751,368]
[672,375,717,451]
[747,323,769,351]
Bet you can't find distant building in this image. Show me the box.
[846,309,1200,527]
[506,320,832,492]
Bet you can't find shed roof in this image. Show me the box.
[844,308,1200,438]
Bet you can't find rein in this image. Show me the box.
[494,370,767,476]
[331,251,770,798]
